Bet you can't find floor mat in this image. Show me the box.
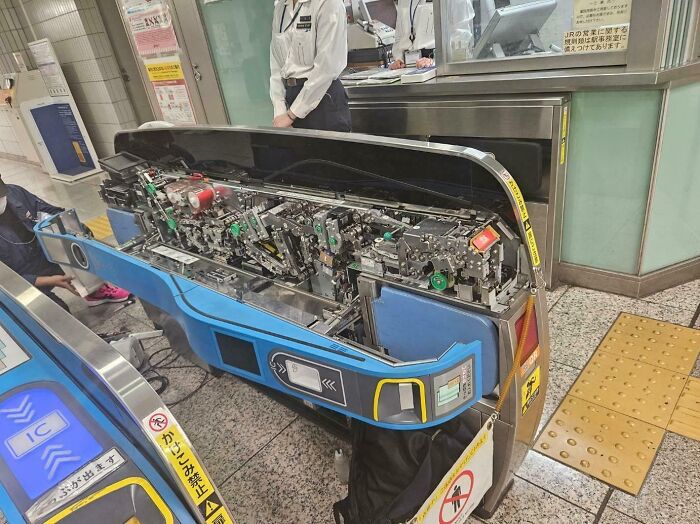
[668,377,700,441]
[83,215,113,241]
[598,313,700,374]
[569,351,687,428]
[535,313,699,494]
[536,395,664,494]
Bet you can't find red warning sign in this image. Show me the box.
[148,412,169,432]
[439,470,474,524]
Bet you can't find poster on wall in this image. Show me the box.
[564,0,632,54]
[144,56,196,125]
[123,0,179,56]
[28,40,70,96]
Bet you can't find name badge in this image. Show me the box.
[404,49,421,66]
[297,22,312,30]
[300,15,311,22]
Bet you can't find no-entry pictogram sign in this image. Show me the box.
[439,470,474,524]
[148,412,169,432]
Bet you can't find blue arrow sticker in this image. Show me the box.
[0,387,103,499]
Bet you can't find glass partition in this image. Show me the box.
[435,0,651,74]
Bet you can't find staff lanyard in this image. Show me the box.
[279,2,303,33]
[409,0,430,44]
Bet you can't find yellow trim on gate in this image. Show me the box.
[373,378,428,423]
[45,476,173,524]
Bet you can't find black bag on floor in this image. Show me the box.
[333,415,476,524]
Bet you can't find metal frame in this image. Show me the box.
[347,94,569,287]
[111,0,227,125]
[434,0,669,76]
[0,263,233,522]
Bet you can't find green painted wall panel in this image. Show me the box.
[199,0,274,126]
[641,82,700,273]
[561,90,662,274]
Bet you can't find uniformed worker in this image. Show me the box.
[391,0,475,69]
[270,0,351,132]
[390,0,437,70]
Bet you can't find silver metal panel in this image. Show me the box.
[170,0,228,125]
[349,99,554,139]
[0,262,228,521]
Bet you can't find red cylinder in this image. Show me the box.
[188,187,215,212]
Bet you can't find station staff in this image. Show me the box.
[269,0,351,132]
[389,0,437,69]
[0,176,130,311]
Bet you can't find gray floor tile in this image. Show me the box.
[643,279,700,313]
[481,477,594,523]
[599,508,644,524]
[608,432,700,524]
[171,374,298,487]
[547,285,569,311]
[516,451,609,513]
[222,416,346,524]
[549,287,693,370]
[538,360,581,433]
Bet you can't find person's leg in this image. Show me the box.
[289,80,351,132]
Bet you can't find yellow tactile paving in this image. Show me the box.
[668,377,700,441]
[83,215,113,241]
[535,395,664,495]
[598,313,700,375]
[569,350,687,428]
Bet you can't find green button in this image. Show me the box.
[314,224,323,234]
[230,223,241,237]
[430,272,448,291]
[383,231,393,241]
[146,183,156,195]
[329,236,338,246]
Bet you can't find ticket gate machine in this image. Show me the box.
[0,263,234,523]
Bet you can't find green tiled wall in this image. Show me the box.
[561,90,662,274]
[199,0,274,126]
[641,82,700,273]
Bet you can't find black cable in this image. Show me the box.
[166,372,211,408]
[137,343,211,407]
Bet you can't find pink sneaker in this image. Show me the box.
[85,283,131,306]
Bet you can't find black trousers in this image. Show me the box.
[285,79,351,132]
[37,263,70,312]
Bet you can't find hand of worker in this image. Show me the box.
[415,57,435,68]
[273,113,294,128]
[36,275,79,296]
[389,59,405,70]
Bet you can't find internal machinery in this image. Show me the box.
[99,157,529,355]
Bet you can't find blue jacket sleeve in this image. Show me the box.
[16,185,64,215]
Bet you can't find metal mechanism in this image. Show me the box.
[347,94,569,288]
[0,263,234,523]
[35,126,549,514]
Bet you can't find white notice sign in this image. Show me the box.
[573,0,632,29]
[411,419,494,524]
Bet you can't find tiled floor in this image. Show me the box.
[5,157,700,523]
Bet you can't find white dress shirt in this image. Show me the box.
[393,0,436,64]
[269,0,348,119]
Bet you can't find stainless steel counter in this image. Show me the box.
[346,62,700,99]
